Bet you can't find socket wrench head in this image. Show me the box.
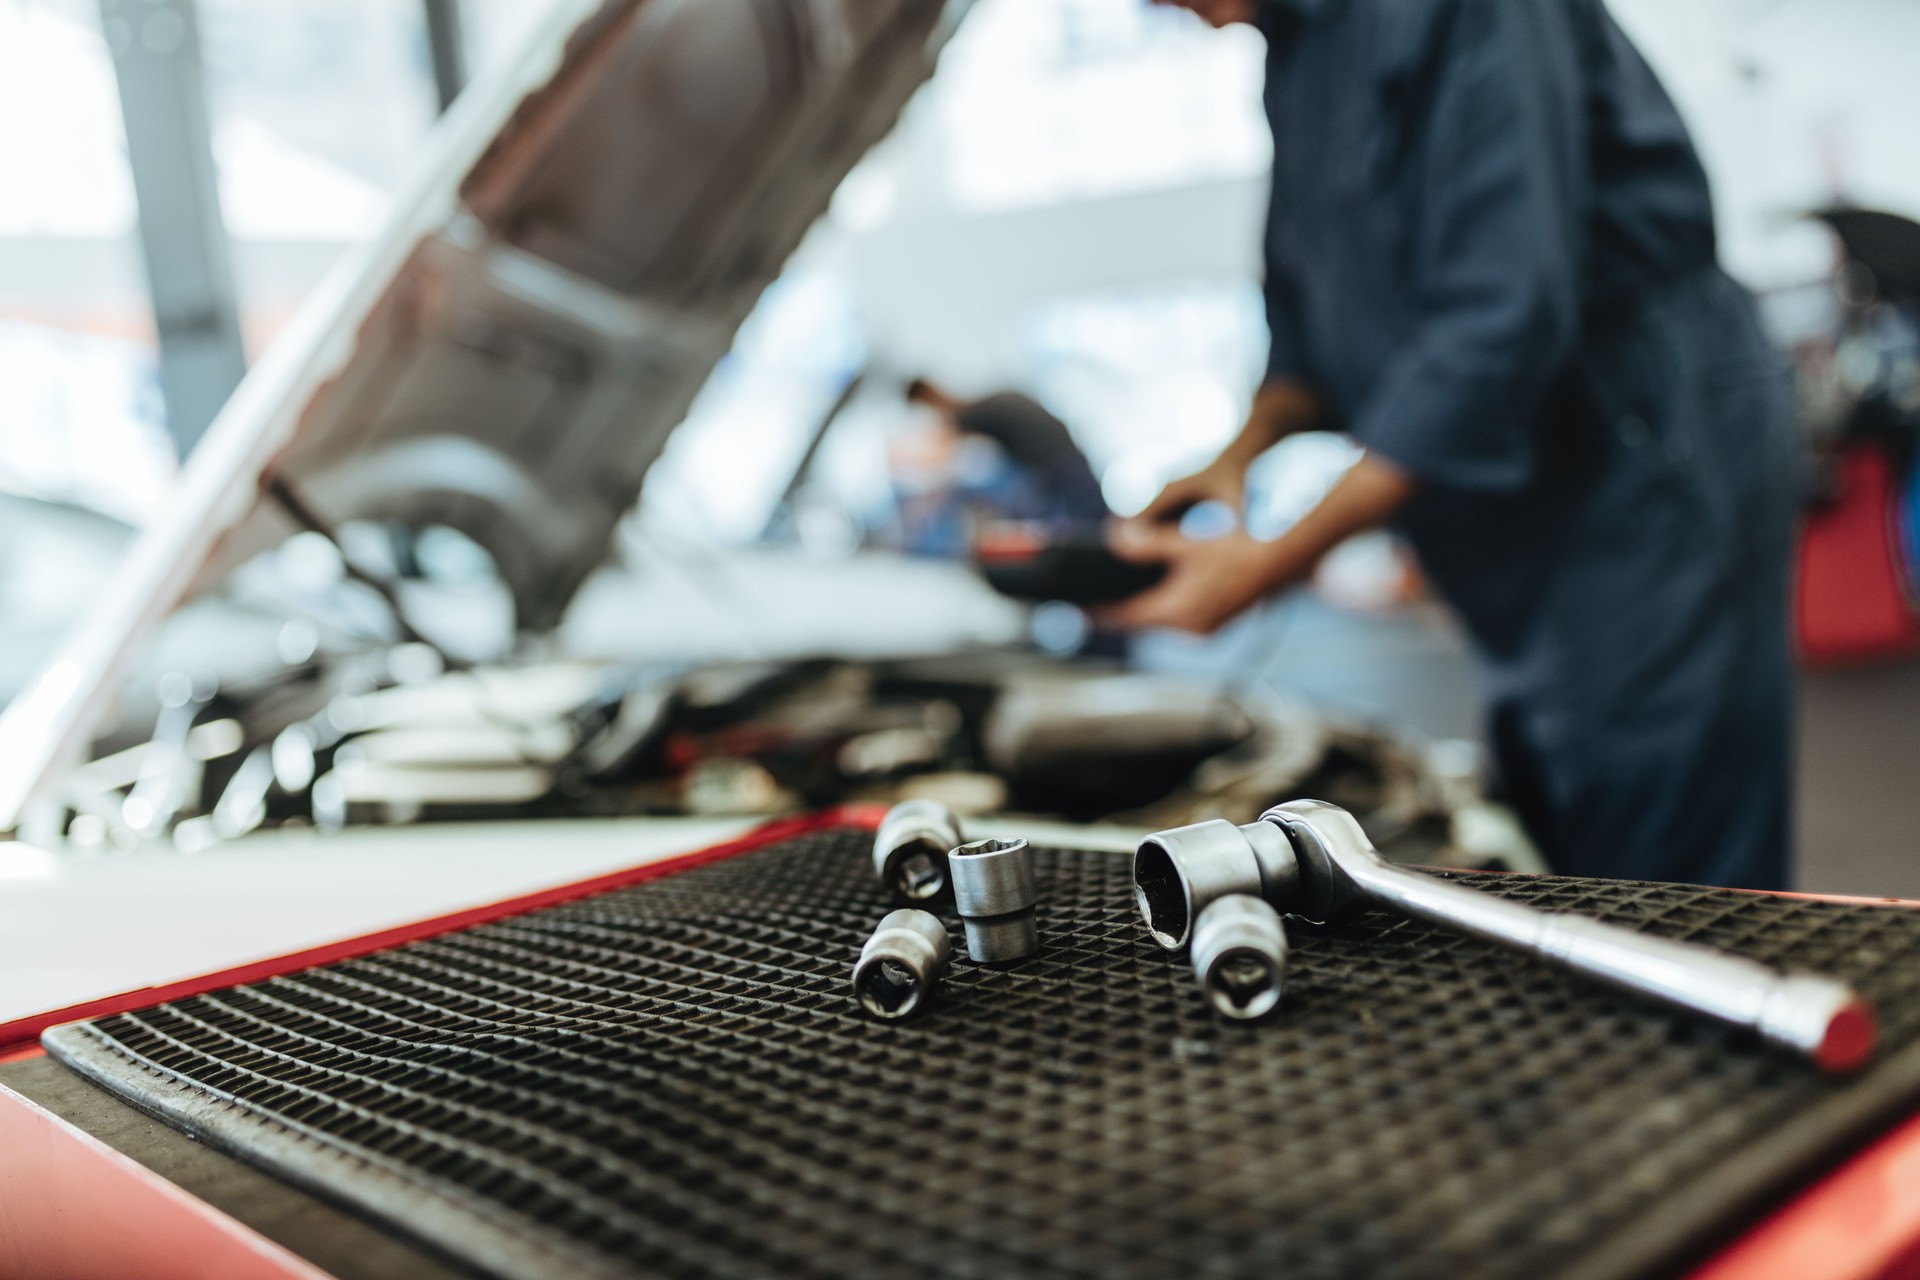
[853,909,953,1020]
[948,837,1039,964]
[1257,799,1379,924]
[1134,819,1300,951]
[1190,894,1288,1021]
[873,799,962,903]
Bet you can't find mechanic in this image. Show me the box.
[1110,0,1798,889]
[904,378,1110,527]
[882,378,1109,556]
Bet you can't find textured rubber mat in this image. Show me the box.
[43,825,1920,1280]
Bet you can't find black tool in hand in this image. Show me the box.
[973,523,1166,605]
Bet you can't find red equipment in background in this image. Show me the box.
[1798,444,1920,665]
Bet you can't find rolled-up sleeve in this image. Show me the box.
[1349,0,1582,492]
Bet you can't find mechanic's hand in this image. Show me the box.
[1136,456,1250,526]
[1100,521,1305,635]
[1150,0,1259,27]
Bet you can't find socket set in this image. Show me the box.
[45,817,1920,1280]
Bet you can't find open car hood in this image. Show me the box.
[0,0,963,832]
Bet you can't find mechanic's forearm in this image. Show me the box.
[1221,379,1320,468]
[1254,452,1416,587]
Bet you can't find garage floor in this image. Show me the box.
[1798,660,1920,898]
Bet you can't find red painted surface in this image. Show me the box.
[1797,445,1920,667]
[0,1080,333,1280]
[0,808,882,1055]
[1762,890,1920,909]
[1691,1110,1920,1280]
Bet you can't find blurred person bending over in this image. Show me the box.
[905,379,1110,528]
[1113,0,1797,888]
[879,380,1108,557]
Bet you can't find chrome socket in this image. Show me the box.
[872,799,963,904]
[853,909,953,1021]
[948,837,1039,964]
[1133,818,1300,951]
[1189,895,1288,1021]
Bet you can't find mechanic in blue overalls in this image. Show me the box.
[1110,0,1798,889]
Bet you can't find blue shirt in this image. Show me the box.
[1262,0,1715,489]
[1256,0,1797,887]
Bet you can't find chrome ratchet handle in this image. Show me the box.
[1266,800,1879,1075]
[1356,860,1876,1071]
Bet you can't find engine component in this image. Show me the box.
[948,836,1039,964]
[853,909,952,1021]
[1189,894,1288,1021]
[982,673,1255,818]
[872,798,963,904]
[1135,799,1878,1073]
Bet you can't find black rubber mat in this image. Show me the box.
[43,825,1920,1280]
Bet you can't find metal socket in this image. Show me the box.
[1190,895,1288,1021]
[1133,818,1299,951]
[853,909,953,1020]
[948,837,1039,964]
[872,799,963,904]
